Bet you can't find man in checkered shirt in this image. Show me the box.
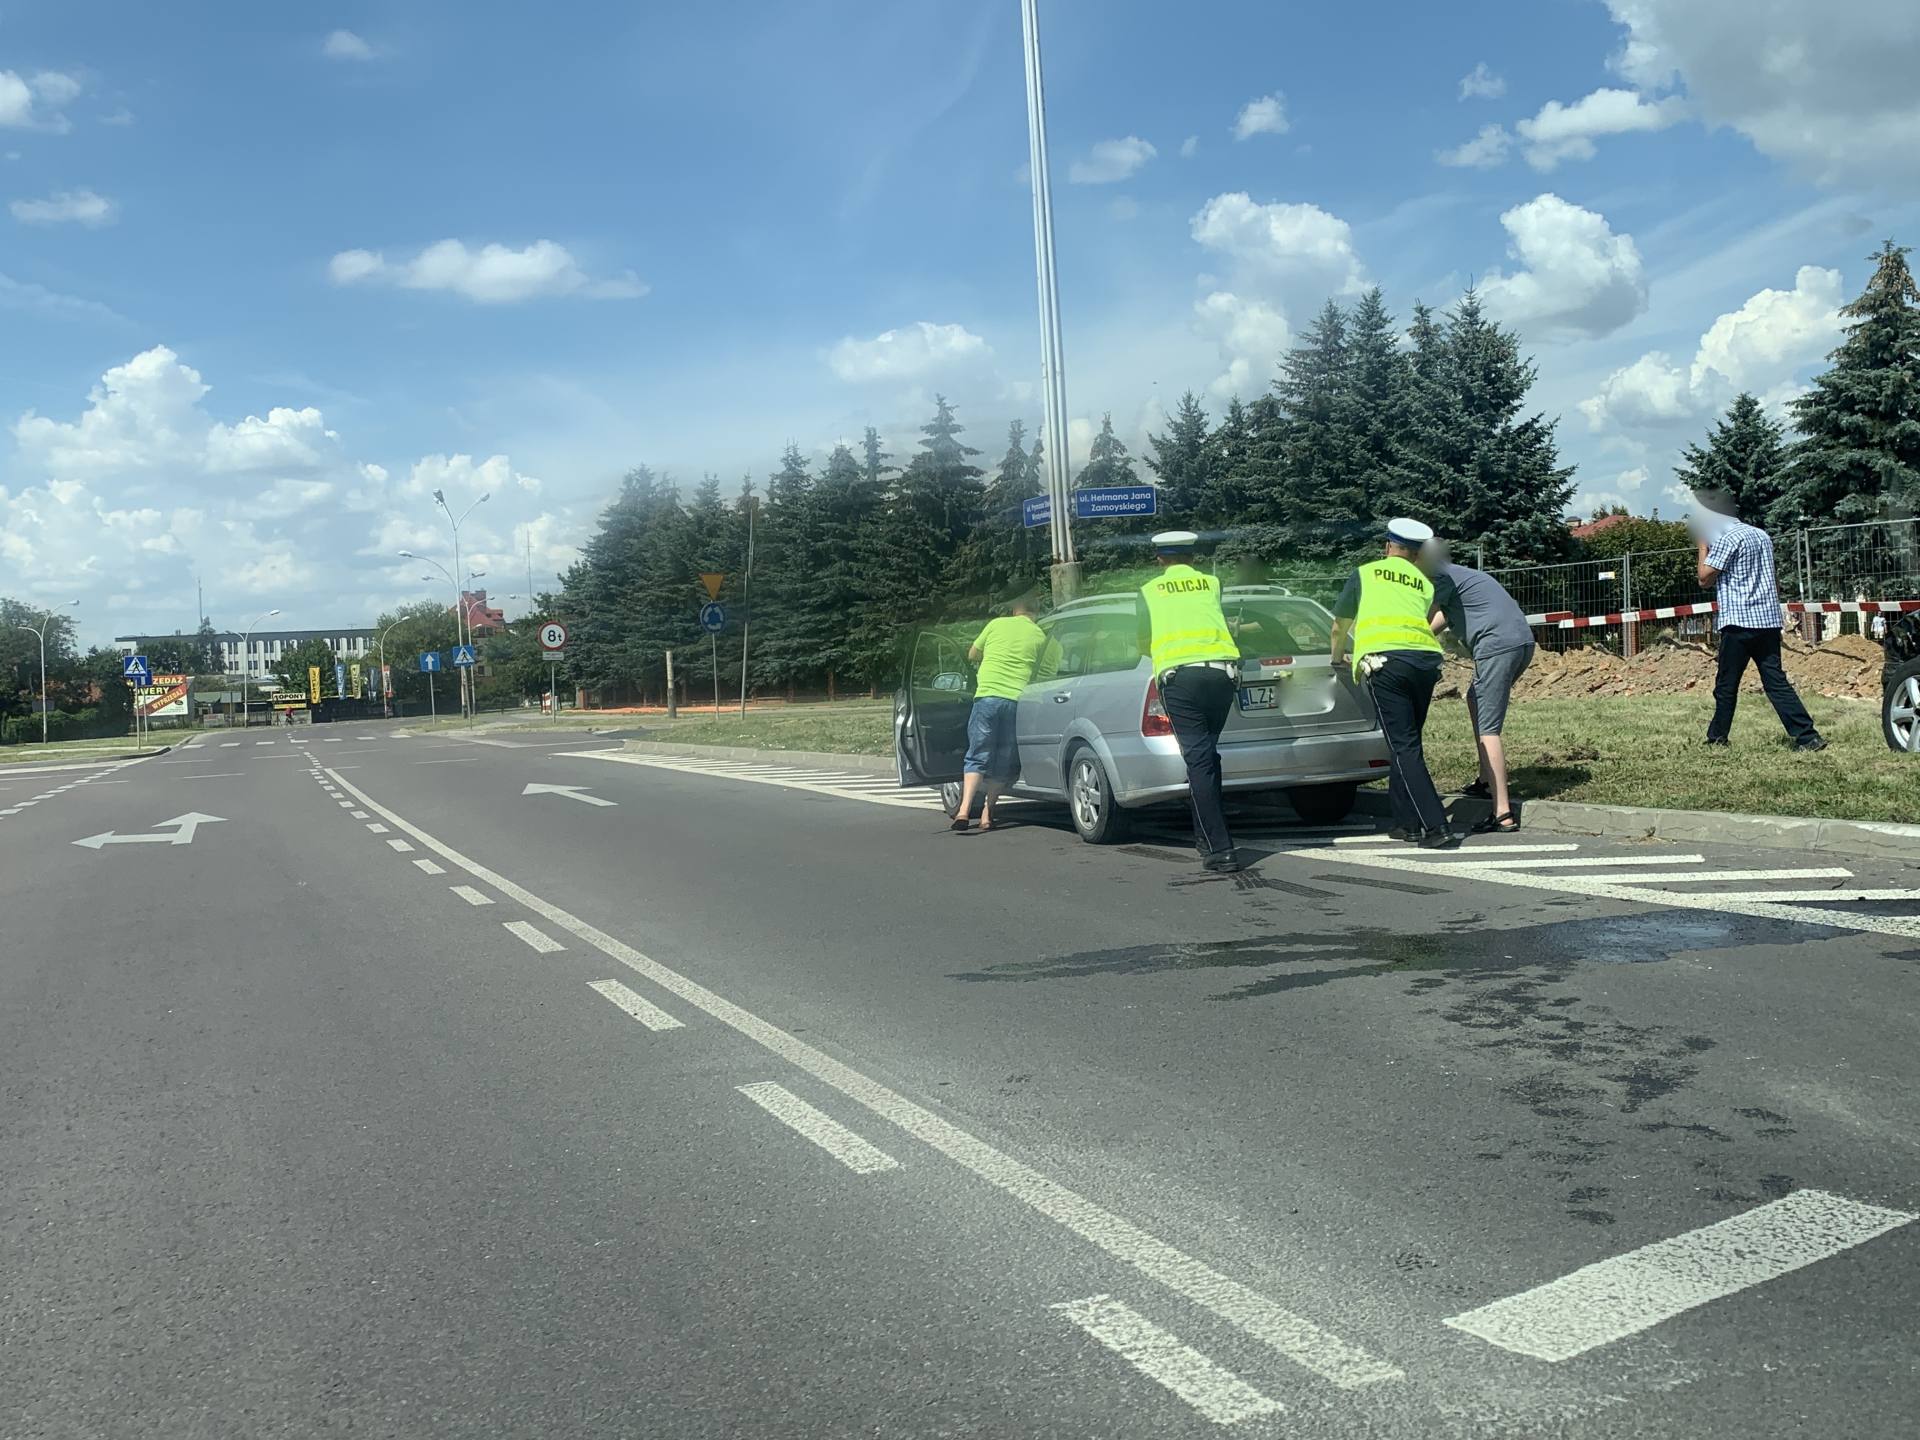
[1693,490,1826,751]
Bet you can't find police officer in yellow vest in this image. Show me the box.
[1329,518,1461,850]
[1136,531,1243,873]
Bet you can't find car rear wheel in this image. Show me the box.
[1067,747,1131,844]
[1287,781,1358,825]
[1884,661,1920,753]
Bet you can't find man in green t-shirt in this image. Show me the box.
[954,598,1047,832]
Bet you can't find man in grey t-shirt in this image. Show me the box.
[1418,541,1534,833]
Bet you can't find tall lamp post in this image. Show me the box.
[13,600,77,743]
[434,488,488,719]
[237,607,281,729]
[376,616,407,719]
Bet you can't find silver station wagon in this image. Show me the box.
[896,585,1390,842]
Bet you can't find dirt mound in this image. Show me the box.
[1442,631,1887,702]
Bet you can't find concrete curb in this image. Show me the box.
[1355,788,1920,862]
[609,738,896,776]
[0,746,169,777]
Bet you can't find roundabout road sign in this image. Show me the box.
[699,602,727,634]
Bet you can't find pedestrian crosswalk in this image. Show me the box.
[563,749,947,809]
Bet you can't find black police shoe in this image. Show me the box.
[1416,827,1463,850]
[1202,849,1244,874]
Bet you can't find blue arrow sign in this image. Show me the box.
[1074,485,1158,520]
[122,654,152,683]
[418,651,442,673]
[699,602,727,634]
[451,644,478,668]
[1021,495,1052,529]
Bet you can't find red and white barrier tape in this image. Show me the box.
[1524,598,1920,631]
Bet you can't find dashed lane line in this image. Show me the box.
[587,978,684,1031]
[385,838,415,852]
[412,858,446,875]
[1052,1293,1284,1427]
[737,1082,901,1176]
[321,761,1406,1392]
[504,920,566,954]
[1444,1188,1913,1363]
[450,885,493,907]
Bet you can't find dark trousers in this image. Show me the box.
[1707,626,1819,744]
[1162,666,1236,856]
[1368,655,1449,835]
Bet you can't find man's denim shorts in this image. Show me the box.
[963,695,1020,780]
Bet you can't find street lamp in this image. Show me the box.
[376,615,409,719]
[12,601,77,743]
[434,488,488,719]
[237,608,281,729]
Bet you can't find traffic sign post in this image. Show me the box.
[451,643,477,667]
[418,651,440,724]
[699,602,727,633]
[122,654,152,683]
[537,622,568,723]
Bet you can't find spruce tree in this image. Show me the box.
[1076,414,1139,489]
[751,444,823,695]
[810,442,881,695]
[949,420,1047,610]
[1675,393,1790,525]
[1271,300,1352,558]
[1773,240,1920,529]
[1337,288,1411,536]
[1144,391,1213,524]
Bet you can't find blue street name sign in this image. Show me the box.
[122,654,153,683]
[1074,485,1158,520]
[419,651,442,673]
[451,643,478,668]
[1021,495,1052,529]
[699,602,727,634]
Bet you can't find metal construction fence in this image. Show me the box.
[1271,517,1920,654]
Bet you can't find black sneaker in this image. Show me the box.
[1202,849,1244,874]
[1417,828,1463,850]
[1793,736,1829,753]
[1389,826,1415,842]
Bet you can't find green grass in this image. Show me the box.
[0,730,193,765]
[593,693,1916,824]
[1424,694,1914,824]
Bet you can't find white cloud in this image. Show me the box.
[1194,290,1290,400]
[1190,192,1366,299]
[1515,87,1687,170]
[0,270,121,323]
[10,187,115,226]
[0,70,80,132]
[1179,135,1199,159]
[1459,62,1506,100]
[1580,264,1844,429]
[1605,0,1920,185]
[1437,124,1512,168]
[323,30,377,61]
[1232,93,1289,140]
[1068,136,1156,185]
[328,240,648,304]
[1478,193,1647,341]
[826,321,990,383]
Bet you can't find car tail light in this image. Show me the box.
[1368,758,1389,768]
[1142,678,1174,737]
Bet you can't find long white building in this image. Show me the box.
[113,626,380,679]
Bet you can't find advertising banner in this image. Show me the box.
[349,662,363,699]
[134,673,190,719]
[308,666,322,704]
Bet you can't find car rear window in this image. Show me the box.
[1225,597,1333,659]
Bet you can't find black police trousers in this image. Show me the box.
[1163,665,1237,856]
[1367,653,1449,835]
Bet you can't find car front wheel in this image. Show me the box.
[1884,661,1920,753]
[1067,748,1131,844]
[940,780,966,818]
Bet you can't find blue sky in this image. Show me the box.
[3,0,1917,644]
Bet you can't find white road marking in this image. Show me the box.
[412,858,446,875]
[1604,868,1856,886]
[72,812,224,849]
[1398,844,1582,859]
[366,822,389,834]
[450,885,494,906]
[0,808,19,816]
[324,737,343,742]
[737,1081,900,1175]
[385,838,415,852]
[179,772,243,780]
[1052,1294,1284,1427]
[1445,1188,1915,1363]
[17,801,37,807]
[587,978,684,1031]
[564,750,944,809]
[338,800,354,808]
[504,920,566,953]
[323,762,1403,1391]
[1333,834,1400,845]
[220,742,239,747]
[1408,854,1710,871]
[1701,888,1920,903]
[350,809,369,819]
[521,782,615,807]
[254,741,274,746]
[1292,843,1920,940]
[415,757,479,765]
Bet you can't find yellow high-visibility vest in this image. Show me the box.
[1140,565,1238,673]
[1350,555,1443,679]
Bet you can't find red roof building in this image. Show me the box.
[460,589,506,636]
[1568,512,1635,543]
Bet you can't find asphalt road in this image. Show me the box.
[3,720,1916,1438]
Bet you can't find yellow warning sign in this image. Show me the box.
[699,572,726,600]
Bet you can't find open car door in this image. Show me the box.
[895,626,974,786]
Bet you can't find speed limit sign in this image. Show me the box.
[538,621,568,652]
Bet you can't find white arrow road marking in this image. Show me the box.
[72,812,226,850]
[521,782,615,807]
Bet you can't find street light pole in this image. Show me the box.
[1020,0,1078,602]
[12,600,76,743]
[377,616,407,719]
[237,607,281,730]
[434,489,489,720]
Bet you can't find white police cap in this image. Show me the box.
[1386,517,1435,546]
[1151,530,1200,550]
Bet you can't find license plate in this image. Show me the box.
[1239,684,1277,712]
